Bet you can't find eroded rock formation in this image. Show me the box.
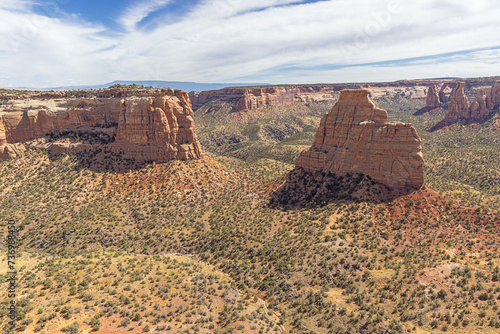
[272,90,424,207]
[296,90,424,189]
[426,84,441,109]
[233,88,297,111]
[113,94,201,162]
[415,83,443,115]
[438,83,454,103]
[189,82,430,114]
[189,86,342,113]
[0,88,202,169]
[428,80,500,130]
[446,82,470,121]
[488,81,500,108]
[0,115,25,159]
[470,88,490,119]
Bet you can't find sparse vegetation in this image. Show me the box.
[0,90,498,333]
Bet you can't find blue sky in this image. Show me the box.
[1,0,500,87]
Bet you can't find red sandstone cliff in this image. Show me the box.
[488,81,500,108]
[470,88,490,119]
[296,90,424,190]
[439,82,455,103]
[114,93,201,162]
[426,84,441,109]
[0,88,202,166]
[189,85,343,112]
[188,83,429,113]
[427,80,500,130]
[446,82,470,122]
[272,90,424,207]
[0,115,25,159]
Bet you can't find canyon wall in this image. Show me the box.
[189,86,345,112]
[469,88,490,119]
[0,88,202,166]
[189,82,429,113]
[0,115,25,159]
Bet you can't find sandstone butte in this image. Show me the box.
[446,82,470,121]
[295,90,424,190]
[0,88,202,165]
[426,83,441,109]
[423,80,500,130]
[414,83,443,115]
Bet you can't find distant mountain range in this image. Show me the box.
[24,80,270,92]
[9,76,500,93]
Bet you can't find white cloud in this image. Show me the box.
[191,0,310,19]
[0,0,33,11]
[0,1,114,87]
[118,0,172,31]
[1,0,500,87]
[255,50,500,85]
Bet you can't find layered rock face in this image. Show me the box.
[439,83,455,103]
[189,86,342,112]
[188,83,430,114]
[427,80,500,130]
[295,90,424,190]
[446,82,470,121]
[426,84,441,109]
[470,88,490,119]
[233,88,300,112]
[488,81,500,108]
[2,99,122,143]
[114,93,201,162]
[0,115,25,159]
[0,88,202,166]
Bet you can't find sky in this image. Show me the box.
[1,0,500,88]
